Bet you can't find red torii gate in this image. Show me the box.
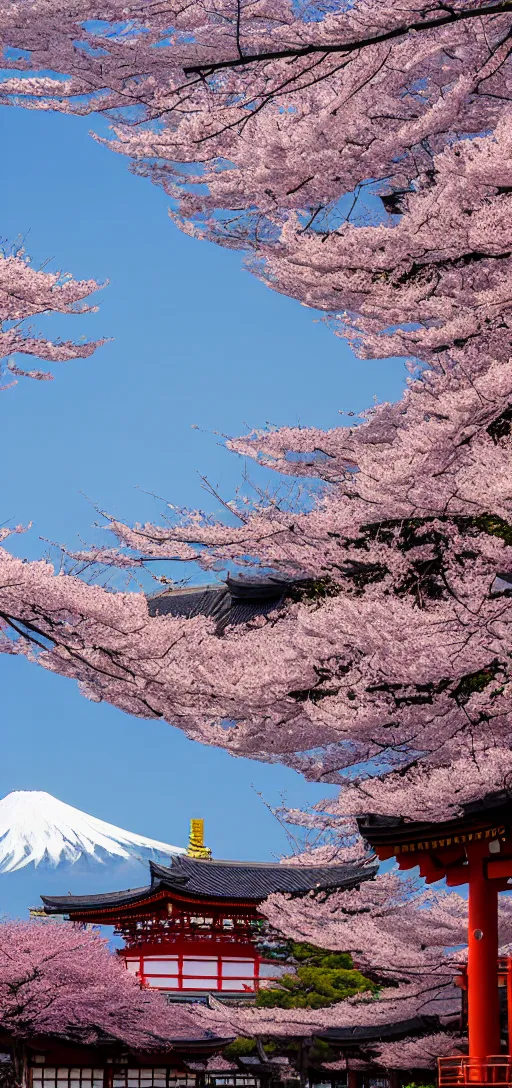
[358,794,512,1086]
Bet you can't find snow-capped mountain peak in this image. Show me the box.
[0,791,185,872]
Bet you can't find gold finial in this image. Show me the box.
[187,818,212,859]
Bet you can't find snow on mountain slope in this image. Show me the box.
[0,791,185,872]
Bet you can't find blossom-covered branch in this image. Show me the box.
[0,246,104,385]
[0,343,510,818]
[0,1,510,373]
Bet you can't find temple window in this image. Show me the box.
[258,962,286,978]
[207,1081,257,1087]
[32,1069,103,1088]
[113,1071,195,1088]
[128,954,259,992]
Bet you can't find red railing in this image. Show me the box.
[439,1057,512,1086]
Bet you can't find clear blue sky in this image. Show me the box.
[0,105,408,877]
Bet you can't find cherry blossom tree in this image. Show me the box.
[0,244,104,386]
[0,921,208,1084]
[373,1032,463,1071]
[0,1,510,370]
[0,0,509,824]
[0,342,510,820]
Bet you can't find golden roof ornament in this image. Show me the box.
[187,818,212,859]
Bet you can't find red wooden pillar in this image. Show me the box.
[507,958,512,1057]
[467,853,500,1063]
[347,1071,357,1088]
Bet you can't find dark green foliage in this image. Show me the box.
[469,513,512,546]
[222,1038,258,1061]
[307,1039,332,1063]
[290,942,352,966]
[255,942,377,1010]
[287,579,339,603]
[402,1082,436,1088]
[452,661,501,703]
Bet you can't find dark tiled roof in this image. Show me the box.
[20,1024,231,1051]
[41,853,376,914]
[238,1058,286,1073]
[149,855,376,900]
[41,885,153,912]
[41,884,156,913]
[318,1016,440,1044]
[147,573,310,632]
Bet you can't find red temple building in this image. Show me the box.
[40,820,375,1002]
[359,791,512,1087]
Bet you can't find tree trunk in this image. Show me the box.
[12,1041,28,1088]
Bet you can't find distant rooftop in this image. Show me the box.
[147,572,311,632]
[318,1015,442,1044]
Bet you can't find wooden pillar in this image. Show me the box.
[347,1071,357,1088]
[467,854,500,1062]
[507,958,512,1057]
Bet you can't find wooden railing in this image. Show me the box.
[439,1057,512,1086]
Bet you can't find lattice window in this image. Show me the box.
[112,1072,195,1088]
[31,1069,104,1088]
[117,908,259,948]
[206,1078,258,1087]
[219,960,256,992]
[189,917,214,929]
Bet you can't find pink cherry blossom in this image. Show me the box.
[0,247,104,386]
[1,1,509,376]
[0,0,509,825]
[374,1032,465,1070]
[0,348,510,819]
[0,920,207,1053]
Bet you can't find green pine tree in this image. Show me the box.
[255,942,377,1010]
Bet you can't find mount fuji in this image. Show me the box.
[0,790,185,873]
[0,791,186,921]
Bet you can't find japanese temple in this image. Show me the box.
[40,820,376,1001]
